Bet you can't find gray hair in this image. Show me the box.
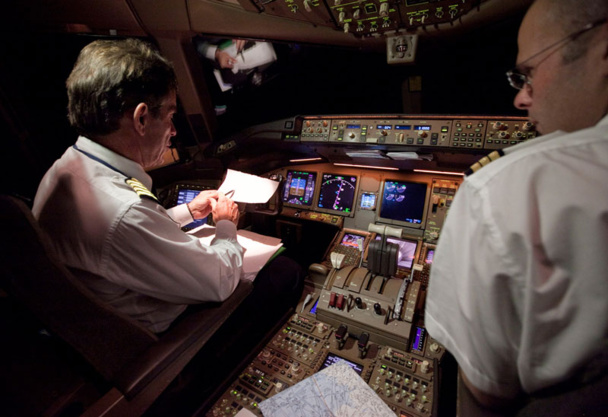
[66,38,177,138]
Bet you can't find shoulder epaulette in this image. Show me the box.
[125,178,158,202]
[465,149,505,176]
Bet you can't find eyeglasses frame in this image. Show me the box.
[506,17,608,90]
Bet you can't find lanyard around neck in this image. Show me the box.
[72,144,129,178]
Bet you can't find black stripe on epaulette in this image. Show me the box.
[125,178,159,202]
[465,149,505,176]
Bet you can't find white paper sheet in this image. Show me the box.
[189,225,283,281]
[217,169,279,204]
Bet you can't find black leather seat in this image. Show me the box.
[0,194,252,416]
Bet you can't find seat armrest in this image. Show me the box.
[113,280,253,398]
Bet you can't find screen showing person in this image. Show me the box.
[317,173,358,215]
[340,232,365,250]
[373,235,418,270]
[378,179,428,227]
[282,170,317,206]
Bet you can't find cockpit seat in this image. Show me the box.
[0,194,252,417]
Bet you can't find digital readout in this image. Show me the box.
[376,125,392,130]
[395,125,412,130]
[414,125,431,130]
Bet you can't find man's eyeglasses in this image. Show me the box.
[506,17,607,90]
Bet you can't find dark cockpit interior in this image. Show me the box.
[1,1,543,416]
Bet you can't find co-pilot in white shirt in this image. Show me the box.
[426,115,608,398]
[33,136,244,333]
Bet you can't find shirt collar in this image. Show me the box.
[75,136,154,190]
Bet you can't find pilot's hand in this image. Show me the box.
[234,39,246,53]
[215,50,237,69]
[187,190,219,219]
[210,192,239,225]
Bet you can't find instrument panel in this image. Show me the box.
[200,165,458,416]
[239,0,492,38]
[198,114,536,416]
[300,116,536,149]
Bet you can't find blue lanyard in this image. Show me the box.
[72,144,129,178]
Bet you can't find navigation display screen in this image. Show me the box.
[317,173,357,215]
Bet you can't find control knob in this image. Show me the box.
[373,302,383,315]
[355,296,364,309]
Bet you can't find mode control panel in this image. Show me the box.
[298,116,537,150]
[242,0,490,38]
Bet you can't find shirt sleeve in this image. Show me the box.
[101,199,244,304]
[425,179,523,399]
[165,203,194,227]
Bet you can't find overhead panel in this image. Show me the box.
[239,0,488,37]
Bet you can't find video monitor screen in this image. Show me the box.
[378,179,428,227]
[282,170,317,206]
[175,188,208,230]
[340,232,365,251]
[373,235,418,270]
[317,173,358,215]
[319,352,363,375]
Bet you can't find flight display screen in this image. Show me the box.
[319,352,363,375]
[282,170,316,206]
[341,232,365,251]
[317,173,357,215]
[378,179,427,226]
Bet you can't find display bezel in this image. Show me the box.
[281,169,318,208]
[376,178,430,229]
[314,172,359,217]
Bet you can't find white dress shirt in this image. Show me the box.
[426,115,608,397]
[33,136,244,333]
